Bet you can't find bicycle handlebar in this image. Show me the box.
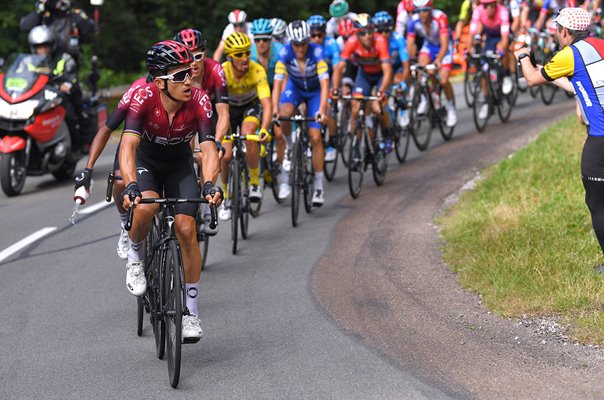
[340,95,380,101]
[125,197,218,231]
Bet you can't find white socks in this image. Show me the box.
[185,282,200,317]
[127,239,145,262]
[314,172,324,191]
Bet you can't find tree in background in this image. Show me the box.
[0,1,457,87]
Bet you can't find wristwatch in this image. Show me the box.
[517,52,530,62]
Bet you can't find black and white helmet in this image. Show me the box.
[286,20,310,44]
[271,18,287,37]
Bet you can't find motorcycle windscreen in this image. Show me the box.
[0,53,50,104]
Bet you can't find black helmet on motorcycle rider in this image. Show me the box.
[28,25,56,55]
[46,0,71,12]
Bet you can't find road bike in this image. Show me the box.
[341,95,390,199]
[128,196,217,388]
[388,87,411,164]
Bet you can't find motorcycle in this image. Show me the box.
[0,53,106,196]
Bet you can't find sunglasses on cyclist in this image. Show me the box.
[231,50,251,59]
[254,37,271,43]
[156,67,193,83]
[292,40,310,47]
[193,51,205,62]
[233,22,245,28]
[357,29,374,37]
[311,33,325,39]
[377,28,392,34]
[416,7,431,12]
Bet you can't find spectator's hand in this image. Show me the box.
[35,0,47,14]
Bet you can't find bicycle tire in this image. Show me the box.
[323,134,338,182]
[266,140,284,204]
[437,85,455,141]
[240,164,250,239]
[347,129,365,199]
[291,138,303,227]
[249,151,263,217]
[137,296,144,337]
[165,240,183,388]
[148,216,165,360]
[338,102,352,168]
[472,71,490,133]
[393,104,410,163]
[229,161,240,255]
[540,83,557,105]
[410,84,433,151]
[372,125,388,186]
[497,77,515,123]
[303,141,314,214]
[464,64,476,107]
[200,232,209,271]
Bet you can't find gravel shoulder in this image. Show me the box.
[311,100,604,399]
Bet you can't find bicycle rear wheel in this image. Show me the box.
[372,126,388,186]
[147,216,165,359]
[291,138,303,227]
[464,62,476,108]
[195,210,210,270]
[164,240,183,388]
[437,85,455,141]
[303,142,314,214]
[229,161,240,254]
[410,85,433,151]
[339,103,351,167]
[347,128,365,199]
[472,71,489,133]
[240,164,250,239]
[540,83,557,105]
[393,104,410,163]
[323,133,338,182]
[249,149,263,217]
[137,296,144,337]
[497,78,515,123]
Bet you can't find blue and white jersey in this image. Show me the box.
[274,42,329,92]
[322,36,341,73]
[389,32,409,71]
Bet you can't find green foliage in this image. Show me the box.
[0,1,458,87]
[439,116,604,345]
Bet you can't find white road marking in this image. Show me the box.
[79,200,114,214]
[0,227,58,263]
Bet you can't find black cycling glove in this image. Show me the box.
[74,168,93,190]
[122,181,142,201]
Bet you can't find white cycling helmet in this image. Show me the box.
[286,20,311,44]
[228,9,247,24]
[412,0,433,9]
[271,18,287,37]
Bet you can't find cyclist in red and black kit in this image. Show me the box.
[174,28,229,235]
[332,13,394,151]
[119,40,222,340]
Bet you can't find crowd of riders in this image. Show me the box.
[50,0,595,339]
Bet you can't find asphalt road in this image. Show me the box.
[0,85,587,399]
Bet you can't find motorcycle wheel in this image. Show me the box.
[0,151,27,196]
[52,159,77,181]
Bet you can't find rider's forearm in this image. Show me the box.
[85,125,113,169]
[319,79,329,114]
[380,64,393,93]
[200,140,219,184]
[215,103,230,142]
[118,135,140,186]
[260,97,272,131]
[272,79,284,113]
[400,61,410,83]
[437,34,449,62]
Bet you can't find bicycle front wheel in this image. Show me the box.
[147,216,165,359]
[410,85,433,151]
[372,125,388,186]
[437,85,455,141]
[347,128,365,199]
[339,103,352,167]
[393,104,410,163]
[164,240,183,388]
[540,82,557,105]
[472,71,490,133]
[291,138,303,227]
[228,161,240,255]
[240,164,250,239]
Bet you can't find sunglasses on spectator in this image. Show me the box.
[254,37,271,43]
[156,67,193,83]
[193,51,205,62]
[357,29,374,37]
[231,50,251,59]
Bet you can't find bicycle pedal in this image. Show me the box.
[182,337,201,344]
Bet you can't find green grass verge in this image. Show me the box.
[438,116,604,344]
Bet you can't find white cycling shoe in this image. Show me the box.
[312,189,324,207]
[116,227,129,260]
[278,183,291,200]
[479,103,489,120]
[502,76,513,95]
[182,315,203,340]
[325,146,337,162]
[218,202,231,221]
[446,105,457,127]
[126,261,146,296]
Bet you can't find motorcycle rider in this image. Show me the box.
[28,25,84,148]
[20,0,94,63]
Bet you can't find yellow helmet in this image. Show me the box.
[353,13,374,30]
[224,32,251,55]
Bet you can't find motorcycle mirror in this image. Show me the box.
[90,0,103,5]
